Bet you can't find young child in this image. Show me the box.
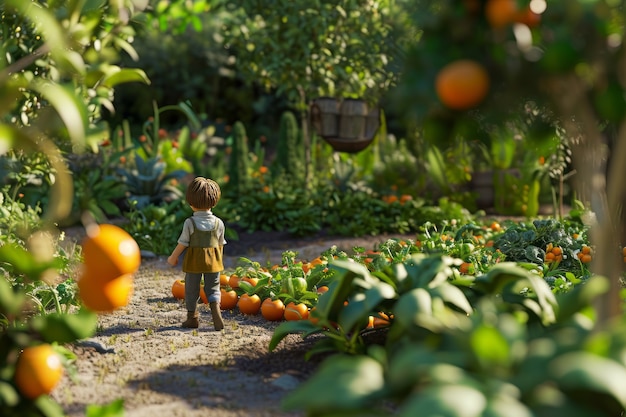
[167,177,226,331]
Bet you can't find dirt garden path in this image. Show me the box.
[53,229,414,416]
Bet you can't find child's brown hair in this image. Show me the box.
[186,177,221,209]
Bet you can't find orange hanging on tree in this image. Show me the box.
[435,60,490,110]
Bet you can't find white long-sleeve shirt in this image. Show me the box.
[176,210,227,247]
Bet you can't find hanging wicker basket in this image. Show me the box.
[310,97,380,153]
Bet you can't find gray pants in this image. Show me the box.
[184,272,221,311]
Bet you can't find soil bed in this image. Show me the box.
[54,229,413,416]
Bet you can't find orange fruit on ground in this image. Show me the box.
[284,302,310,321]
[78,272,134,313]
[242,276,259,287]
[309,257,325,267]
[220,288,238,310]
[171,279,185,300]
[14,344,64,399]
[220,274,230,286]
[316,285,329,294]
[228,274,240,289]
[200,287,208,304]
[435,60,490,110]
[372,317,390,328]
[261,298,285,321]
[237,293,261,315]
[81,224,141,283]
[485,0,518,28]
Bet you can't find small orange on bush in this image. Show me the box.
[238,293,261,315]
[220,288,238,310]
[435,60,490,110]
[171,279,185,300]
[78,272,134,313]
[459,262,473,274]
[14,344,64,399]
[261,298,285,321]
[81,223,141,283]
[284,302,309,321]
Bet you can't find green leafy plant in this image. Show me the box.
[493,217,590,281]
[279,273,626,417]
[122,199,191,256]
[64,152,128,226]
[116,154,187,209]
[226,121,251,197]
[273,110,304,182]
[0,0,148,414]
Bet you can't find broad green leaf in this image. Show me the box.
[550,352,626,408]
[0,380,19,407]
[471,325,511,368]
[524,273,557,325]
[34,393,66,417]
[0,243,63,281]
[0,277,26,314]
[398,384,487,417]
[282,354,384,412]
[8,0,67,52]
[387,346,442,392]
[555,276,609,323]
[429,282,473,314]
[159,102,202,129]
[394,287,433,329]
[314,260,367,320]
[31,80,87,147]
[0,124,15,156]
[339,281,395,331]
[403,254,450,289]
[474,263,531,295]
[0,81,25,118]
[113,36,140,61]
[101,68,150,88]
[483,394,533,417]
[32,309,98,344]
[268,320,320,352]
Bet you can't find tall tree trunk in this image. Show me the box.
[547,74,625,326]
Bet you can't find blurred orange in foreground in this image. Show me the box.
[78,272,134,313]
[14,344,64,399]
[81,223,141,283]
